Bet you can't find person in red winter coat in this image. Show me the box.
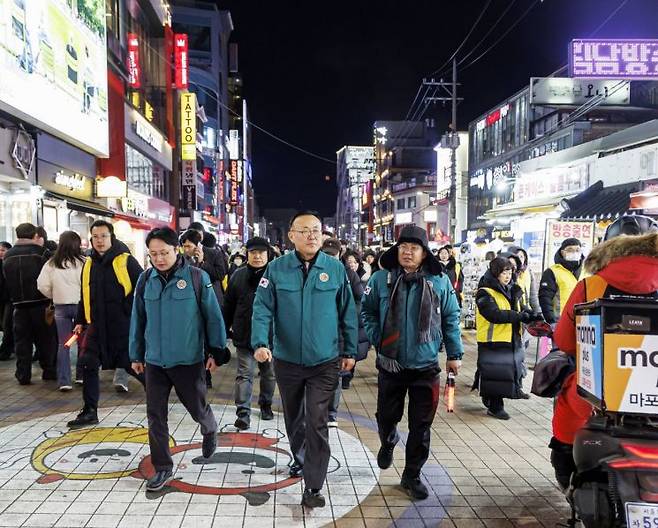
[550,218,658,489]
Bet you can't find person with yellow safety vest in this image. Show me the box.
[474,257,543,420]
[538,238,585,325]
[68,220,144,428]
[437,245,464,307]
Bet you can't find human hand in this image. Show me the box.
[341,357,355,372]
[254,347,272,363]
[132,362,144,375]
[73,324,84,335]
[520,311,533,323]
[206,356,217,372]
[446,359,461,375]
[195,246,204,263]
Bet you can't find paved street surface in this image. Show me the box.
[0,332,571,528]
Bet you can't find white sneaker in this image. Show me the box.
[59,385,73,392]
[328,421,338,428]
[74,379,83,385]
[115,384,129,393]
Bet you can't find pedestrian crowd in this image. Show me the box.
[0,211,656,509]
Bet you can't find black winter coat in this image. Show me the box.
[474,270,525,399]
[345,267,370,361]
[440,257,464,297]
[75,240,143,370]
[222,265,268,350]
[2,241,52,307]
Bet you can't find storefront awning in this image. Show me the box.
[45,192,115,217]
[560,182,640,220]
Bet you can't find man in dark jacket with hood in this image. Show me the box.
[362,225,463,500]
[69,220,144,427]
[538,238,584,325]
[223,236,276,431]
[1,223,56,384]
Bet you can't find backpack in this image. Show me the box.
[136,266,230,365]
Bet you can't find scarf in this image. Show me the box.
[379,269,442,373]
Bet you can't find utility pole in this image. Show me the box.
[422,58,462,242]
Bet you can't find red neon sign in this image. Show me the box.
[202,167,211,182]
[127,33,141,88]
[174,34,188,89]
[485,109,500,126]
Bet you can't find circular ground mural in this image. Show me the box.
[0,404,379,527]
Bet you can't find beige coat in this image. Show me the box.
[37,258,86,305]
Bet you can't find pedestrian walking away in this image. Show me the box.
[361,225,463,501]
[222,236,276,431]
[130,227,227,492]
[68,220,144,428]
[37,231,86,391]
[1,223,57,385]
[251,211,358,509]
[0,241,14,361]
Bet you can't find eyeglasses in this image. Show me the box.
[290,228,322,239]
[91,234,111,240]
[148,250,174,259]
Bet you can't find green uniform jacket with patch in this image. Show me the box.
[129,262,227,368]
[251,251,358,366]
[361,268,464,369]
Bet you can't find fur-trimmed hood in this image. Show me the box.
[584,233,658,295]
[585,233,658,274]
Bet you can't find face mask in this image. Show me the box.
[564,252,581,262]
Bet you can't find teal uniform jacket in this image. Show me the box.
[361,268,464,369]
[129,261,227,368]
[251,251,358,366]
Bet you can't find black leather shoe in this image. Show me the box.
[377,444,395,470]
[15,374,31,386]
[146,469,173,492]
[202,432,217,459]
[301,488,325,508]
[401,476,429,500]
[289,463,303,478]
[487,408,510,420]
[260,404,274,421]
[234,416,250,431]
[67,407,99,428]
[341,377,351,390]
[42,371,57,381]
[518,390,531,400]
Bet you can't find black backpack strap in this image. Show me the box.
[136,268,153,303]
[189,266,204,314]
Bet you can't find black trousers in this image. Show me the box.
[82,364,144,410]
[13,305,57,383]
[273,357,340,490]
[376,366,441,479]
[0,303,14,358]
[145,362,217,472]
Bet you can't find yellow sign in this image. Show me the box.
[180,92,196,160]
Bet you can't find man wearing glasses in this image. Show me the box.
[252,211,358,509]
[68,220,144,427]
[130,228,225,492]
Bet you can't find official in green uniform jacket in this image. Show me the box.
[251,211,358,509]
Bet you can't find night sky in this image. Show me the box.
[220,0,658,217]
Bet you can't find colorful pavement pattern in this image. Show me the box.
[0,332,571,527]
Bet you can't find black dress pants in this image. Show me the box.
[13,305,56,383]
[145,362,217,472]
[0,303,14,359]
[273,357,340,490]
[376,366,441,479]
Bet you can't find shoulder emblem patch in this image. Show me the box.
[319,272,329,282]
[176,279,187,290]
[364,286,371,295]
[259,277,269,289]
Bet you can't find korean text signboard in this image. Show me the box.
[180,92,196,160]
[576,315,603,404]
[569,39,658,80]
[181,159,196,210]
[127,33,140,88]
[174,34,188,89]
[543,219,595,269]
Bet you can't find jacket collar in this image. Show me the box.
[284,249,327,270]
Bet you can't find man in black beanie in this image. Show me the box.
[538,237,584,325]
[223,237,276,430]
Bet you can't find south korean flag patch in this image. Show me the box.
[364,286,371,296]
[259,277,270,289]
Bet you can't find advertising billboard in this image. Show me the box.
[174,34,188,89]
[180,92,196,160]
[569,39,658,80]
[530,77,630,106]
[0,0,109,157]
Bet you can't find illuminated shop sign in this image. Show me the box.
[55,171,85,192]
[127,33,140,88]
[180,92,196,160]
[476,103,509,130]
[569,39,658,80]
[174,34,188,89]
[230,160,239,205]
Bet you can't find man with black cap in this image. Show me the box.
[538,238,584,325]
[362,225,463,500]
[223,236,276,430]
[251,211,358,509]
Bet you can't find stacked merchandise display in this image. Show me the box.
[460,253,488,329]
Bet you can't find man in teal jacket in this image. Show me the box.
[362,225,463,500]
[129,227,227,493]
[251,211,358,509]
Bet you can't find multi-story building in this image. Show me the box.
[172,0,232,239]
[370,120,438,245]
[335,146,374,247]
[467,78,658,235]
